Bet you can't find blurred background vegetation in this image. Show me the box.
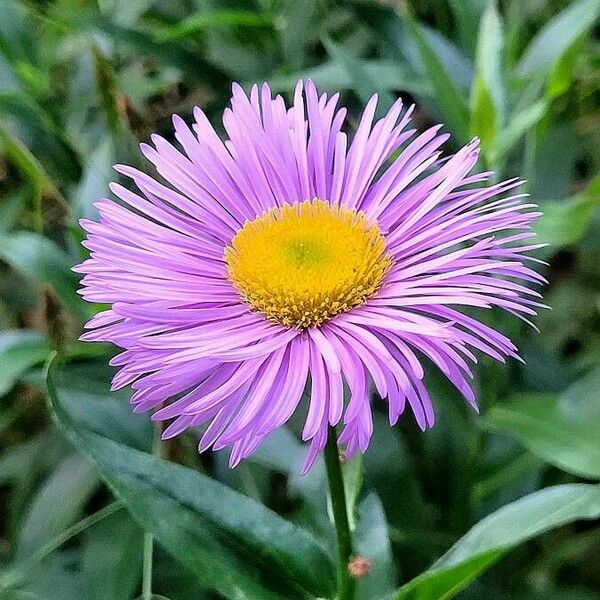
[0,0,599,599]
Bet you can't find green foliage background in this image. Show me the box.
[0,0,599,599]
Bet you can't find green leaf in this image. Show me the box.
[267,60,430,98]
[47,360,153,453]
[404,18,470,141]
[485,368,600,480]
[516,0,600,78]
[73,136,116,221]
[0,232,85,318]
[470,3,505,155]
[73,12,226,89]
[0,330,49,396]
[0,123,63,202]
[489,100,547,162]
[324,39,396,115]
[355,493,396,599]
[447,0,488,56]
[46,358,336,600]
[327,453,362,532]
[0,93,80,184]
[279,0,320,71]
[394,483,600,599]
[81,510,143,600]
[534,174,600,248]
[15,453,99,559]
[546,39,582,100]
[159,11,274,41]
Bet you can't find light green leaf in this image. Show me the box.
[279,0,319,71]
[16,453,100,559]
[394,483,600,599]
[46,358,336,600]
[0,232,85,318]
[516,0,600,78]
[0,330,49,396]
[485,368,600,480]
[490,100,547,162]
[267,60,430,97]
[355,493,396,599]
[470,3,505,154]
[324,39,396,114]
[534,174,600,248]
[73,136,115,221]
[159,10,273,41]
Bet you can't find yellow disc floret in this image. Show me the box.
[224,199,392,328]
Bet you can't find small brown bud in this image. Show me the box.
[338,449,348,463]
[348,555,371,578]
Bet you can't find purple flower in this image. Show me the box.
[75,81,544,471]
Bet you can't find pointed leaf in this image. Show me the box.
[394,483,600,599]
[46,358,336,600]
[516,0,600,78]
[485,368,600,480]
[404,18,470,141]
[470,3,505,154]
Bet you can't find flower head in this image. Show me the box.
[76,80,544,471]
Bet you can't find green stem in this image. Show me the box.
[28,501,123,565]
[142,420,164,600]
[324,426,355,600]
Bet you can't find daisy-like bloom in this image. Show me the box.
[76,81,544,471]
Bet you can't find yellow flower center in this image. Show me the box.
[224,199,392,328]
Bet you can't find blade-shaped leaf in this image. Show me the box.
[15,453,100,559]
[46,358,336,600]
[470,2,505,155]
[81,510,143,600]
[533,173,600,248]
[489,100,547,162]
[355,493,396,599]
[324,39,396,115]
[516,0,600,78]
[159,10,274,41]
[393,483,600,599]
[404,18,470,142]
[0,330,49,396]
[485,368,600,480]
[447,0,488,56]
[0,232,85,318]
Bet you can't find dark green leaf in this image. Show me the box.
[447,0,488,56]
[81,510,143,600]
[47,358,336,600]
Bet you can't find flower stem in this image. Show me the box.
[142,420,163,600]
[324,426,355,600]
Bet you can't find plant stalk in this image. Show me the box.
[324,426,355,600]
[141,419,164,600]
